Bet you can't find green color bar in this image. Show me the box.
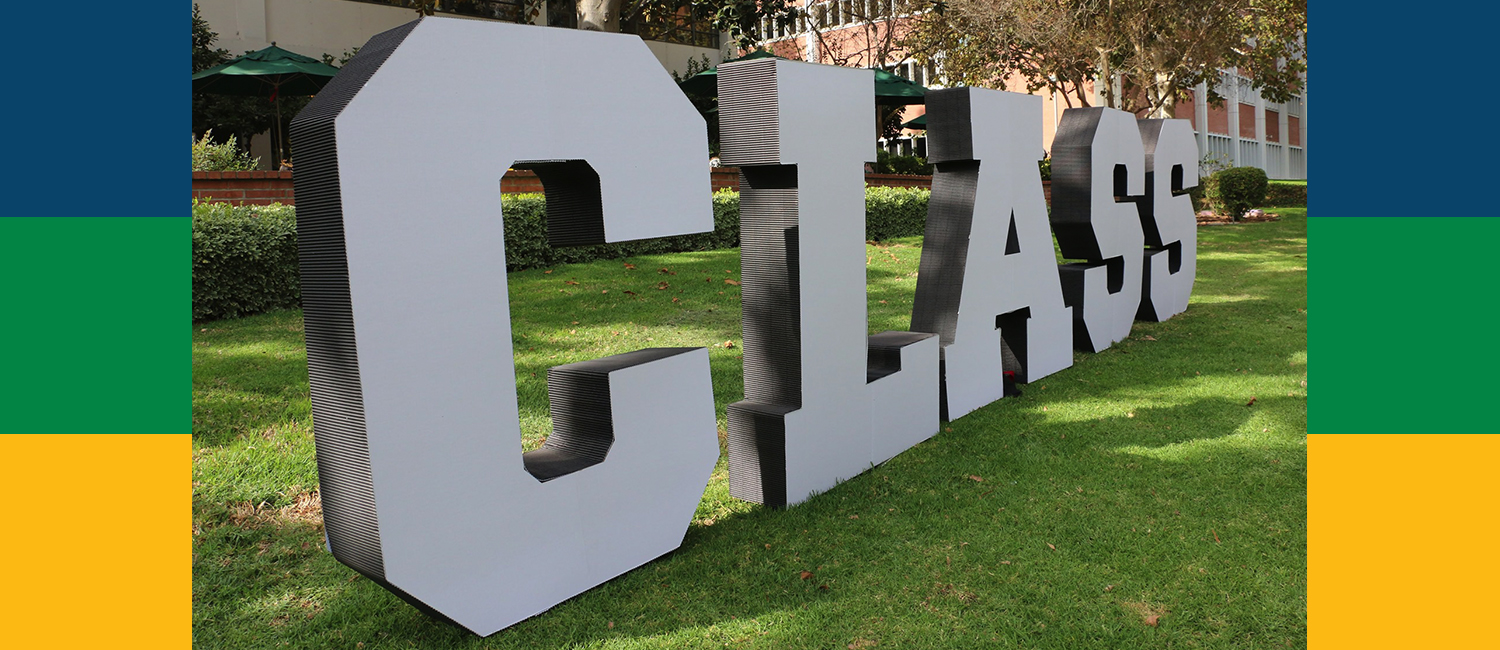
[0,218,186,434]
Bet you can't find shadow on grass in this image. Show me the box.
[192,386,1303,649]
[193,218,1305,648]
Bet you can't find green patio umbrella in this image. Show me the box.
[192,44,341,167]
[871,67,927,106]
[679,51,927,105]
[900,114,926,130]
[677,50,779,96]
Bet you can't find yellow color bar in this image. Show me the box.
[1,434,187,648]
[1310,434,1500,648]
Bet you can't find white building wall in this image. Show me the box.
[196,0,721,166]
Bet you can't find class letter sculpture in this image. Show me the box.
[290,18,718,636]
[910,87,1075,421]
[718,58,941,509]
[1050,107,1147,353]
[293,17,1201,636]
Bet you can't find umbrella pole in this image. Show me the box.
[274,97,283,169]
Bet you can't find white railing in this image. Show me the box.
[1236,75,1257,104]
[1206,133,1234,171]
[1239,139,1260,169]
[1289,147,1305,179]
[1264,143,1285,178]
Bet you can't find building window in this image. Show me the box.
[1206,102,1229,135]
[1238,103,1256,139]
[1265,109,1280,143]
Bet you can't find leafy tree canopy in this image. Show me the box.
[903,0,1307,115]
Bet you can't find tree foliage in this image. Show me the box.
[402,0,797,50]
[903,0,1307,115]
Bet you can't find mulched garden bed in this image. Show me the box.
[1196,209,1281,225]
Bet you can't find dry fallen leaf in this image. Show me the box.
[1143,335,1157,341]
[601,290,609,294]
[671,297,680,303]
[723,341,736,349]
[725,279,740,286]
[543,270,553,274]
[571,321,579,325]
[1047,543,1056,550]
[564,280,579,285]
[623,263,636,270]
[969,475,984,482]
[1144,614,1159,627]
[656,282,670,290]
[1246,396,1257,407]
[659,267,674,275]
[624,290,637,296]
[608,621,615,628]
[800,570,814,580]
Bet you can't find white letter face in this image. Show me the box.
[719,59,939,508]
[1050,108,1146,352]
[289,18,717,636]
[911,88,1074,421]
[1135,119,1198,322]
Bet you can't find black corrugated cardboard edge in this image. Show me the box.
[288,17,421,585]
[526,347,701,482]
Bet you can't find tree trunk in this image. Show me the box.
[578,0,623,32]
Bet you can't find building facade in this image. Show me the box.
[196,0,727,167]
[752,0,1307,179]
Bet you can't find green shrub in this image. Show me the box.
[874,150,933,175]
[865,187,930,240]
[1265,180,1307,206]
[191,188,940,321]
[193,201,299,321]
[193,130,259,172]
[499,191,742,271]
[1038,154,1052,182]
[1203,166,1269,220]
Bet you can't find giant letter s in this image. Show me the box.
[1135,119,1198,321]
[1050,108,1147,352]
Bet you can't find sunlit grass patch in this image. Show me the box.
[193,213,1306,649]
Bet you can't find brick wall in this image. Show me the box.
[193,168,1053,204]
[192,171,297,205]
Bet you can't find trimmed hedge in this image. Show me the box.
[866,186,930,240]
[1203,166,1269,220]
[1265,181,1306,206]
[192,188,937,321]
[501,192,741,271]
[193,201,299,321]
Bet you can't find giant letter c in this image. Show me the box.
[291,18,718,636]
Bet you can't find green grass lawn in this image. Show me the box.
[193,208,1307,649]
